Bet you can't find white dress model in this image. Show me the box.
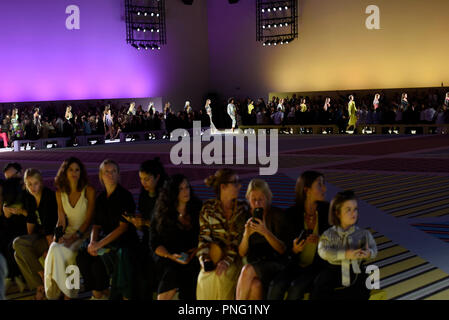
[44,188,88,299]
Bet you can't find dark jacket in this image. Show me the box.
[283,201,330,268]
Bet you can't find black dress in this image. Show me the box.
[150,200,202,299]
[246,206,288,297]
[267,201,330,300]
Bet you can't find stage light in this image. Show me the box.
[144,11,148,16]
[261,8,265,13]
[285,6,288,10]
[262,25,266,29]
[273,7,277,11]
[137,11,141,15]
[279,6,282,11]
[267,8,271,12]
[157,29,160,32]
[151,12,155,16]
[267,24,271,28]
[273,24,277,28]
[143,28,147,32]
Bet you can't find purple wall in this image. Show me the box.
[0,0,209,110]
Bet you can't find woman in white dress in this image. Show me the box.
[44,157,95,299]
[205,99,216,133]
[227,98,236,132]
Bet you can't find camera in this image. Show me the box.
[252,207,263,223]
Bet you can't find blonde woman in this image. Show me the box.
[236,179,286,300]
[347,95,357,132]
[13,169,58,300]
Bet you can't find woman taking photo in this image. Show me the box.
[267,171,330,300]
[150,174,202,300]
[76,159,138,300]
[44,157,95,299]
[236,179,286,300]
[196,169,249,300]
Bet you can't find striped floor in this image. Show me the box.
[370,230,449,300]
[4,134,449,300]
[323,172,449,219]
[412,222,449,243]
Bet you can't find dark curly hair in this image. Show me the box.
[153,174,202,234]
[139,157,168,194]
[54,157,89,193]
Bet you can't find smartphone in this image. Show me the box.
[298,230,307,242]
[252,208,263,223]
[178,252,189,263]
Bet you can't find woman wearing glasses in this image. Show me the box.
[196,169,250,300]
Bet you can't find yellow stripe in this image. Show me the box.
[386,269,448,300]
[414,208,449,218]
[379,190,449,211]
[392,199,449,217]
[369,246,409,264]
[374,236,391,246]
[379,257,427,279]
[369,184,449,205]
[424,288,449,300]
[331,174,418,189]
[345,176,442,194]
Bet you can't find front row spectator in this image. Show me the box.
[267,171,330,300]
[312,190,377,300]
[236,179,286,300]
[13,169,58,300]
[196,169,249,300]
[44,157,95,299]
[150,174,202,300]
[76,159,137,300]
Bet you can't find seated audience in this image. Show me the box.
[150,174,202,300]
[196,169,250,300]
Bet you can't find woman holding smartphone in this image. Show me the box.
[267,171,330,300]
[150,174,202,300]
[236,179,286,300]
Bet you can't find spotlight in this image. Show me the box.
[268,41,272,46]
[156,29,160,33]
[273,7,277,11]
[279,7,282,11]
[137,11,141,16]
[143,28,147,32]
[151,12,155,17]
[285,6,288,10]
[280,40,284,45]
[274,41,277,46]
[261,8,265,13]
[136,27,141,31]
[267,24,271,28]
[262,25,266,29]
[144,11,148,16]
[267,8,271,12]
[273,24,277,28]
[285,22,288,26]
[151,28,154,32]
[156,13,160,17]
[263,42,266,46]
